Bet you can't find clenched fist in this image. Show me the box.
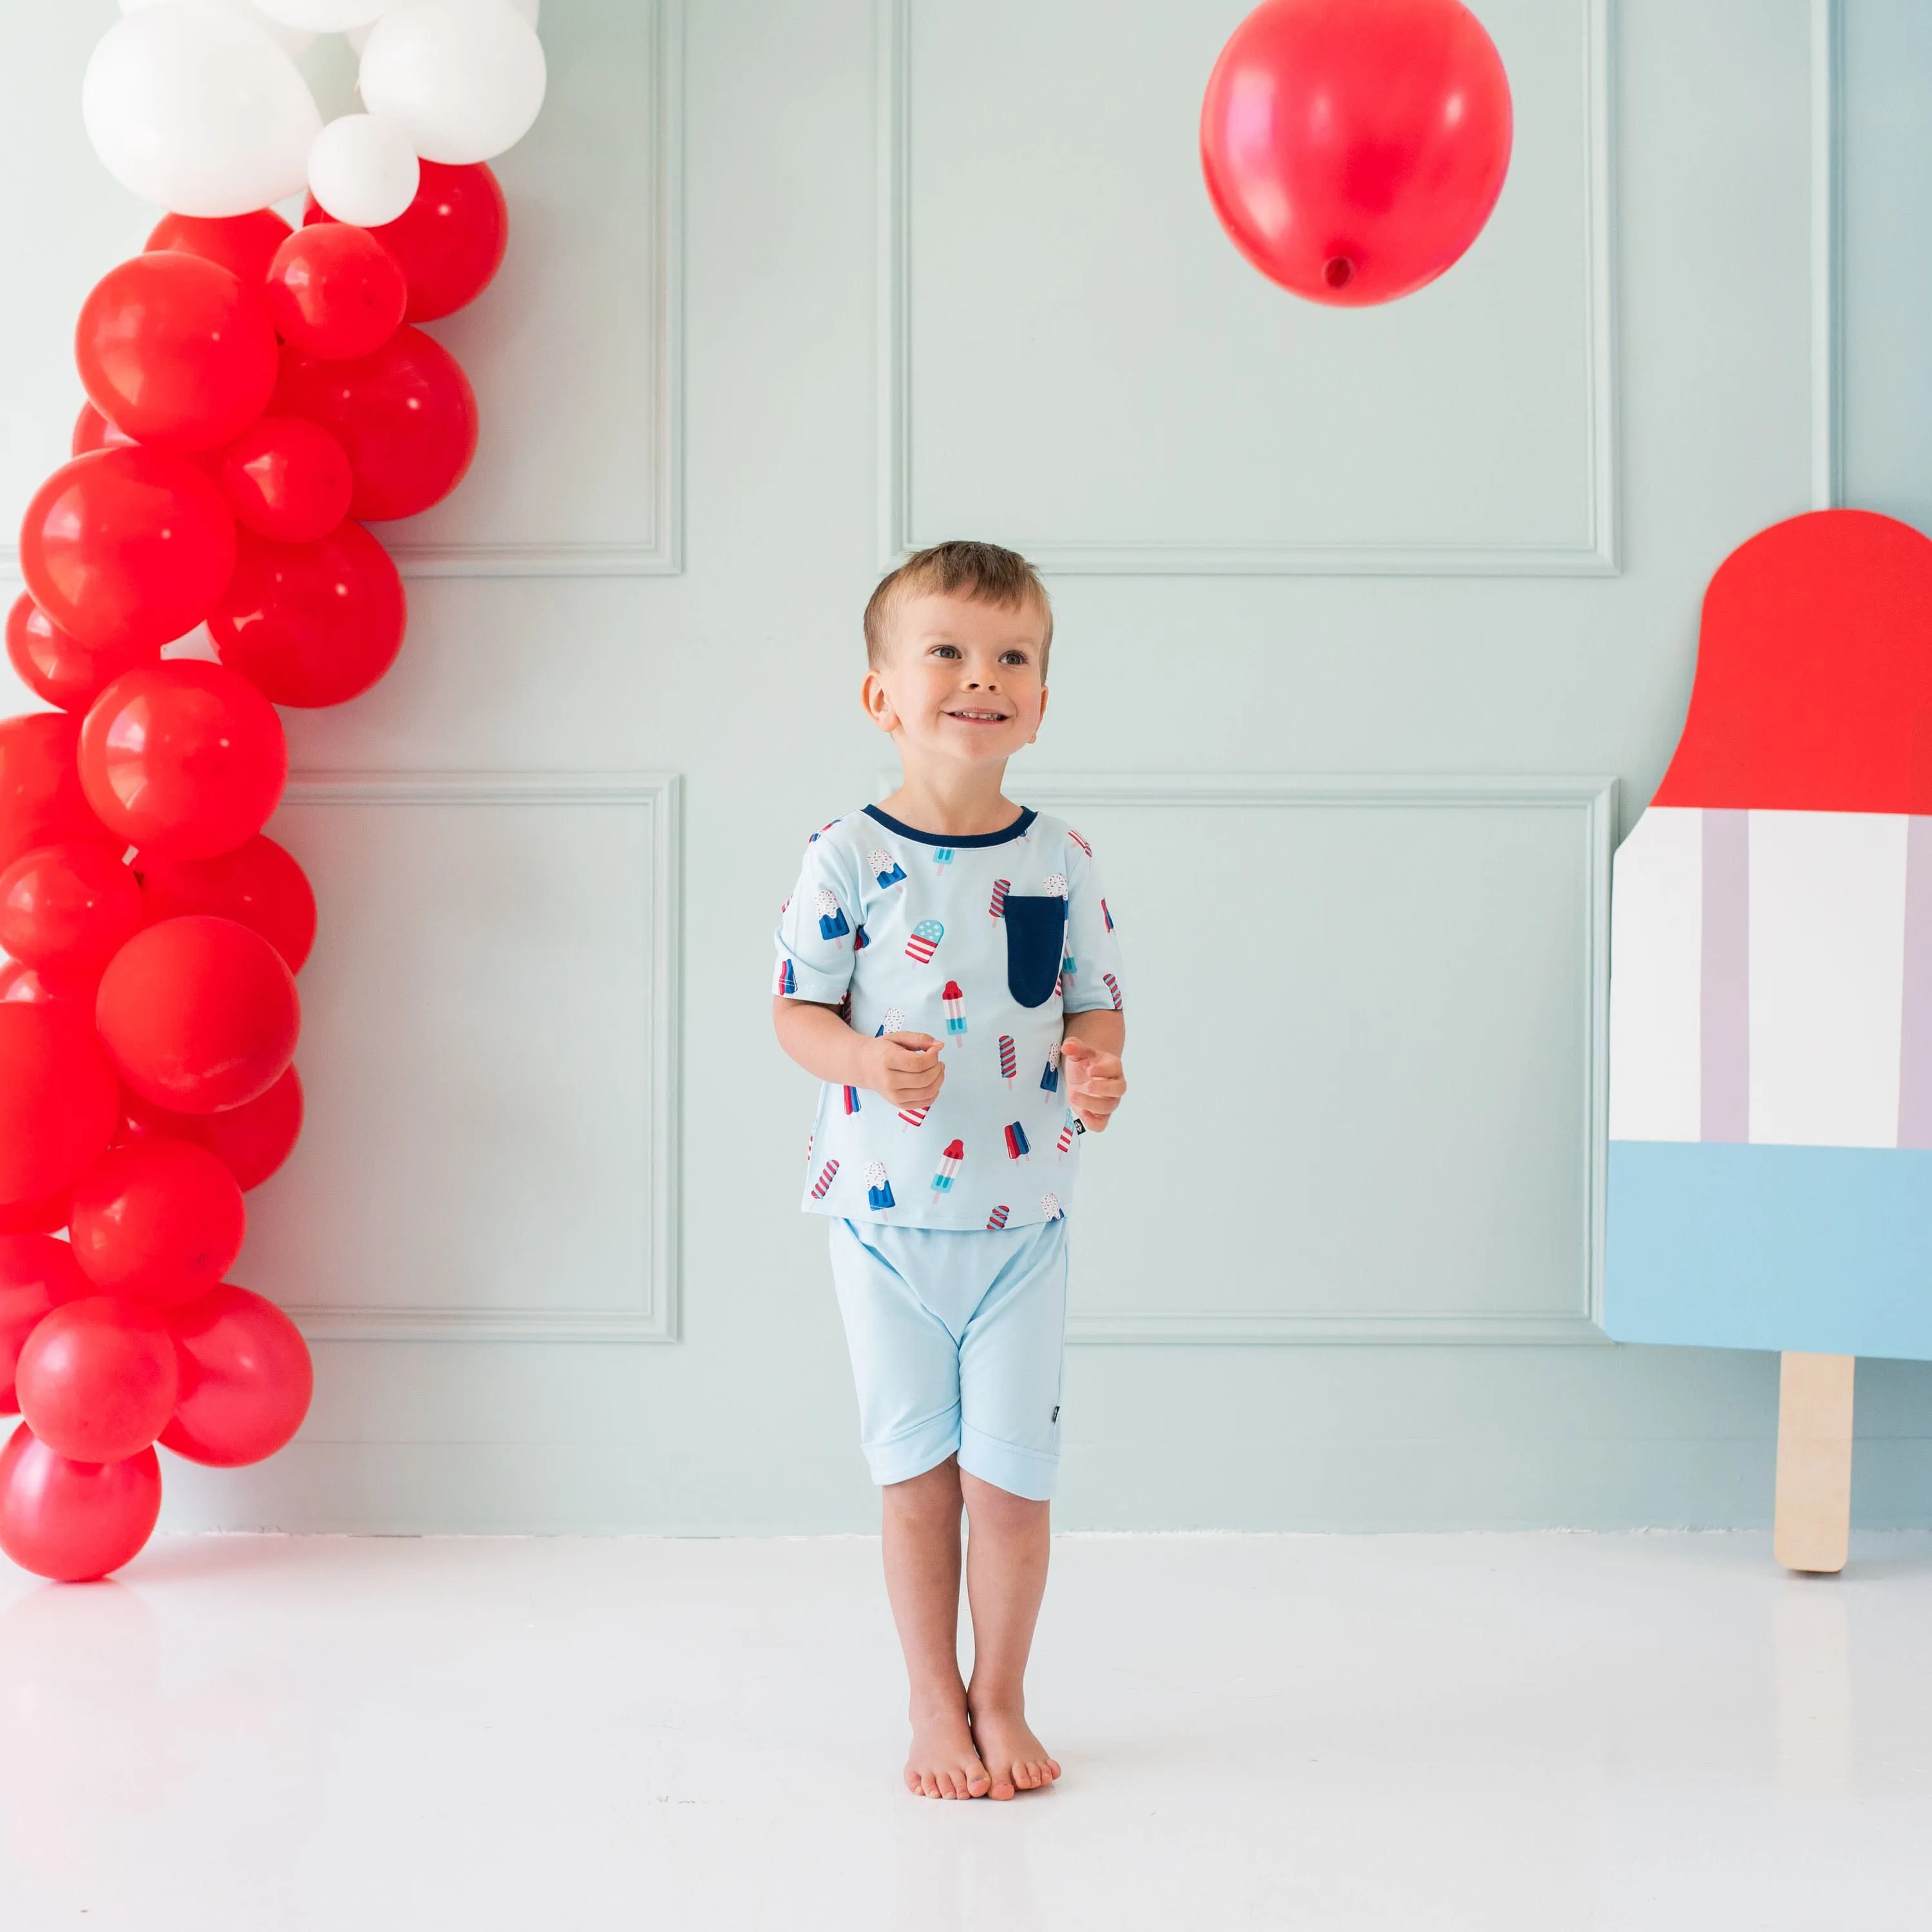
[866,1031,945,1108]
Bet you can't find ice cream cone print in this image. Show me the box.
[898,1103,932,1130]
[1003,1121,1031,1162]
[1056,1109,1076,1155]
[986,1204,1010,1230]
[999,1034,1016,1085]
[867,848,907,889]
[905,919,943,965]
[943,981,967,1036]
[815,888,849,940]
[989,878,1010,921]
[931,1139,964,1193]
[842,1084,861,1115]
[864,1161,896,1211]
[1040,1191,1063,1220]
[811,1159,840,1199]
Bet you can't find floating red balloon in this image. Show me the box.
[76,251,280,451]
[216,416,354,544]
[70,1139,246,1308]
[17,1296,180,1463]
[96,914,300,1115]
[71,401,135,457]
[0,714,104,873]
[209,521,406,708]
[0,842,142,974]
[5,592,158,715]
[274,325,478,522]
[0,1003,119,1206]
[136,835,316,973]
[79,661,287,861]
[18,446,238,652]
[0,1235,90,1414]
[162,1283,312,1468]
[0,1425,162,1582]
[146,209,292,287]
[267,223,408,361]
[122,1066,304,1193]
[307,160,507,321]
[1199,0,1513,306]
[0,1191,72,1236]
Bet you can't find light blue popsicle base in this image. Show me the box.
[1605,1141,1932,1360]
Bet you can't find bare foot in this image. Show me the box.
[905,1696,992,1799]
[967,1698,1061,1800]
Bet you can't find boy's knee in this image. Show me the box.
[885,1455,962,1511]
[960,1468,1048,1520]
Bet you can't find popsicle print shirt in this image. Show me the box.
[775,805,1124,1229]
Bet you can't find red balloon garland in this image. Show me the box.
[2,155,509,1578]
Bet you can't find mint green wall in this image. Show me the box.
[1,1,1926,1531]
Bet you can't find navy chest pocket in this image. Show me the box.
[1003,895,1066,1009]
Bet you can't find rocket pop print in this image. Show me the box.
[931,1139,963,1193]
[999,1034,1016,1084]
[867,848,907,889]
[1056,1110,1077,1155]
[943,981,967,1036]
[989,878,1010,921]
[986,1204,1010,1229]
[1101,897,1113,933]
[905,919,943,965]
[815,888,849,940]
[811,1159,840,1200]
[864,1161,895,1210]
[777,958,796,995]
[1003,1121,1031,1162]
[1068,829,1092,858]
[1103,972,1122,1011]
[853,925,869,952]
[842,1084,861,1115]
[898,1103,931,1130]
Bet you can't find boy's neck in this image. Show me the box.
[876,759,1021,838]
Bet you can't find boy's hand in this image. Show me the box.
[1059,1036,1125,1133]
[866,1032,945,1107]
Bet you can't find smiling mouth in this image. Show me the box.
[944,708,1011,723]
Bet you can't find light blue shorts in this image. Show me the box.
[828,1218,1069,1502]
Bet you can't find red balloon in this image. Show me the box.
[76,251,279,451]
[79,661,287,861]
[0,842,142,973]
[95,915,299,1115]
[274,326,478,522]
[0,1190,71,1236]
[123,1065,303,1192]
[0,713,105,874]
[162,1283,310,1467]
[216,415,354,543]
[267,223,408,361]
[71,401,135,457]
[1200,0,1513,306]
[135,835,316,972]
[307,160,507,321]
[0,1235,90,1414]
[209,521,406,708]
[147,209,292,285]
[70,1139,245,1307]
[0,1425,161,1581]
[0,1004,119,1204]
[19,447,238,652]
[5,592,159,715]
[16,1296,178,1463]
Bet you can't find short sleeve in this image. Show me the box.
[774,828,862,1005]
[1060,829,1124,1016]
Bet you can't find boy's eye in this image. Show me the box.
[999,651,1030,666]
[930,645,960,659]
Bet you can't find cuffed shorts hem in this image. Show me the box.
[862,1407,962,1488]
[958,1422,1059,1502]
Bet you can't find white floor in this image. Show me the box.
[1,1532,1929,1929]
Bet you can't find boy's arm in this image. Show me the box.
[1060,1010,1125,1133]
[772,998,945,1107]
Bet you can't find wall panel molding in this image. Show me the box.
[274,770,682,1342]
[876,0,1618,576]
[1011,773,1615,1343]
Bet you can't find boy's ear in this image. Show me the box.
[862,668,898,733]
[1029,682,1049,744]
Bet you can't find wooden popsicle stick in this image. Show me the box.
[1774,1352,1855,1574]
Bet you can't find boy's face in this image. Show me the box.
[862,591,1049,769]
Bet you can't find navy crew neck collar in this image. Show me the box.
[864,804,1036,848]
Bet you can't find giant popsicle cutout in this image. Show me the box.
[1604,508,1932,1570]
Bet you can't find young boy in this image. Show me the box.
[772,541,1127,1801]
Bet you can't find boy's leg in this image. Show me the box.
[882,1455,992,1799]
[961,1470,1061,1799]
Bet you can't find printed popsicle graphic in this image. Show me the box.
[777,958,796,995]
[1003,1121,1031,1162]
[1102,972,1122,1011]
[905,918,943,964]
[867,848,907,889]
[853,924,869,952]
[898,1102,931,1130]
[1039,1048,1060,1097]
[815,888,849,940]
[931,1139,964,1193]
[842,1084,860,1115]
[1068,829,1092,857]
[1101,897,1113,933]
[943,981,967,1036]
[864,1161,895,1211]
[811,1159,840,1200]
[989,878,1010,921]
[986,1204,1010,1229]
[1041,873,1068,898]
[1040,1191,1063,1220]
[999,1034,1016,1085]
[1056,1110,1077,1155]
[934,848,955,867]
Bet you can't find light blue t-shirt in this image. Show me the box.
[775,804,1124,1230]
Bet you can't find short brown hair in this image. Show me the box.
[864,540,1053,673]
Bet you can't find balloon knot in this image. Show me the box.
[1323,256,1354,289]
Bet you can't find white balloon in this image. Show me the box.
[358,0,545,166]
[346,0,530,51]
[252,0,390,28]
[118,0,314,59]
[308,114,420,225]
[84,4,323,218]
